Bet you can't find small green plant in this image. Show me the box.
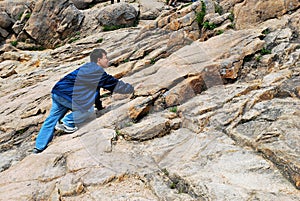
[103,24,126,32]
[68,31,81,43]
[203,22,217,30]
[244,55,253,62]
[170,182,176,189]
[169,106,178,113]
[115,129,121,136]
[261,47,272,55]
[124,121,134,127]
[17,12,23,20]
[10,40,18,47]
[150,58,156,64]
[196,1,206,25]
[256,55,262,61]
[228,11,234,22]
[123,58,129,63]
[68,36,80,43]
[228,23,235,29]
[216,30,224,35]
[162,168,169,176]
[97,38,103,43]
[262,29,270,35]
[215,3,223,15]
[24,13,31,20]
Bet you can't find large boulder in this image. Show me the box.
[71,0,106,10]
[0,12,13,29]
[139,0,165,20]
[24,0,84,49]
[234,0,300,29]
[97,2,138,27]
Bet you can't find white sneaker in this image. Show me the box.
[55,122,78,133]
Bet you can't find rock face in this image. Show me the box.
[24,0,84,48]
[234,0,300,29]
[97,2,138,27]
[0,0,300,200]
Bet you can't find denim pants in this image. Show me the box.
[35,93,94,150]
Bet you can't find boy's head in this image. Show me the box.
[90,49,109,68]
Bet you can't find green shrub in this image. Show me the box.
[203,21,217,30]
[228,12,234,22]
[216,30,224,35]
[261,47,272,55]
[17,12,23,20]
[169,106,178,113]
[150,58,156,64]
[196,1,206,25]
[68,36,80,43]
[215,3,223,15]
[10,41,18,47]
[103,24,126,31]
[24,13,31,20]
[228,23,235,29]
[262,29,270,35]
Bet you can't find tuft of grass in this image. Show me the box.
[228,11,234,22]
[10,41,18,47]
[256,55,262,61]
[125,121,134,127]
[150,58,156,64]
[261,47,272,55]
[262,28,270,35]
[215,3,223,15]
[68,36,80,43]
[162,168,169,176]
[97,38,103,43]
[203,21,217,30]
[196,1,206,25]
[216,30,224,35]
[24,13,31,20]
[115,129,121,136]
[244,55,253,62]
[17,12,23,20]
[170,182,176,189]
[228,23,235,29]
[103,24,126,31]
[169,106,178,113]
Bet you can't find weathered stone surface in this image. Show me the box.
[234,0,300,29]
[0,11,13,29]
[121,112,174,141]
[97,2,138,27]
[0,1,300,200]
[71,0,104,10]
[132,29,264,97]
[229,97,300,189]
[139,0,165,20]
[142,128,300,200]
[24,0,84,48]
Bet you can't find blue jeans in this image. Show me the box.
[35,93,94,150]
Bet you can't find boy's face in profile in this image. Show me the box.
[97,54,109,68]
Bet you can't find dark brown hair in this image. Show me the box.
[90,49,107,63]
